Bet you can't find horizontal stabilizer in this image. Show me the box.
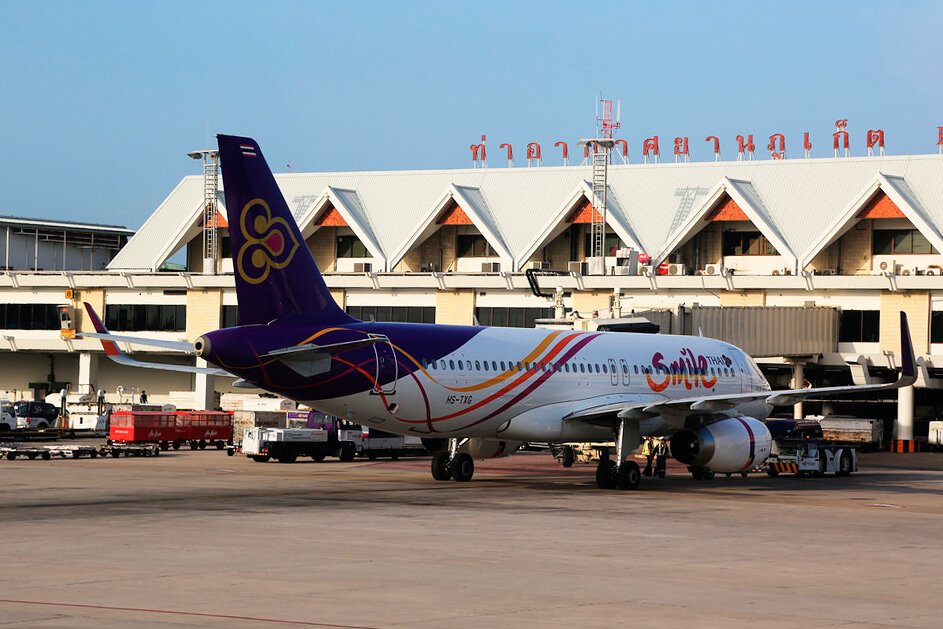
[261,337,384,360]
[77,332,195,353]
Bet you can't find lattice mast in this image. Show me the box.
[587,98,620,273]
[200,153,220,274]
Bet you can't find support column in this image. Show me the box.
[194,359,216,410]
[896,384,914,441]
[791,362,805,420]
[78,352,99,392]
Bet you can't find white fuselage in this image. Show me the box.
[307,327,773,443]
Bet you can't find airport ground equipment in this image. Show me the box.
[175,410,233,450]
[13,401,59,430]
[929,421,943,449]
[549,443,611,467]
[0,442,159,460]
[360,427,426,460]
[764,419,857,477]
[808,416,883,449]
[239,427,329,463]
[1,401,14,432]
[109,410,182,449]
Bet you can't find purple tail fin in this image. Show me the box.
[217,134,353,326]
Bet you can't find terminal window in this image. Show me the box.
[457,235,497,257]
[839,310,880,343]
[221,305,240,328]
[722,231,778,256]
[582,233,627,257]
[872,229,938,255]
[475,307,554,328]
[346,306,435,324]
[932,312,943,344]
[105,304,186,332]
[0,303,60,330]
[336,235,369,258]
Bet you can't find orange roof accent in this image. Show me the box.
[314,204,348,226]
[857,190,906,219]
[566,198,603,223]
[706,194,748,221]
[437,200,473,225]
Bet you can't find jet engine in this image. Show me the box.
[465,438,522,459]
[669,416,771,473]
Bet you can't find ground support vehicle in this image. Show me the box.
[0,442,159,460]
[13,401,59,430]
[1,401,15,433]
[176,410,233,450]
[109,411,183,449]
[764,420,857,477]
[240,427,330,463]
[360,428,427,460]
[549,443,611,467]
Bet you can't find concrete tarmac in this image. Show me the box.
[1,448,942,628]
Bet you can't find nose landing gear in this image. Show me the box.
[595,419,642,490]
[430,438,474,482]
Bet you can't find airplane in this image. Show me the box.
[80,134,917,490]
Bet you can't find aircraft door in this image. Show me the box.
[370,334,397,395]
[608,359,619,386]
[619,359,631,386]
[729,351,748,393]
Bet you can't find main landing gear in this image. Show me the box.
[431,438,474,482]
[595,419,642,490]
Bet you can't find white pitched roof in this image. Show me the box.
[653,177,796,268]
[109,154,943,273]
[800,172,943,267]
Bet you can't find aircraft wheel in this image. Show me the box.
[595,459,617,489]
[451,453,474,482]
[561,445,575,468]
[431,452,451,481]
[616,460,641,490]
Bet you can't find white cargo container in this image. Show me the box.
[929,421,943,447]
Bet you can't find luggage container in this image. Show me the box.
[109,411,183,448]
[176,410,233,450]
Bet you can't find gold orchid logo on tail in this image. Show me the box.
[236,198,300,284]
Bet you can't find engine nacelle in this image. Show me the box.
[669,416,771,473]
[465,438,521,459]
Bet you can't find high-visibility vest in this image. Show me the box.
[642,441,651,456]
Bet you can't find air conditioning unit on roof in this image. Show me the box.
[568,261,588,275]
[878,259,897,274]
[704,264,721,276]
[667,263,686,276]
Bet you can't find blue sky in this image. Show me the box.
[1,1,942,229]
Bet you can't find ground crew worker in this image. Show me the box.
[654,438,668,478]
[139,390,148,404]
[642,438,654,476]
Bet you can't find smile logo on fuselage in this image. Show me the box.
[236,198,300,284]
[646,349,721,392]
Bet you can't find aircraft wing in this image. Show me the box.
[565,312,916,428]
[78,302,232,377]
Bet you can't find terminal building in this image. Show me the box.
[2,150,943,440]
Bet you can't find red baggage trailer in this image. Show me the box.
[175,411,233,450]
[109,411,183,450]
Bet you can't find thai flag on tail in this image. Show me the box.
[240,144,257,157]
